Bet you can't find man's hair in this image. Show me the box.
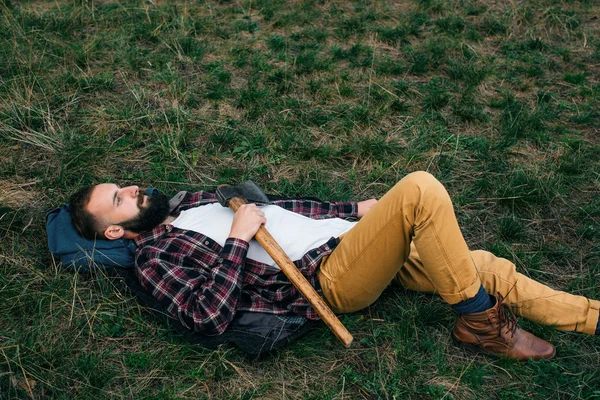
[69,185,107,240]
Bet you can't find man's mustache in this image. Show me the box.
[137,189,146,207]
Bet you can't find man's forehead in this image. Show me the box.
[87,183,118,213]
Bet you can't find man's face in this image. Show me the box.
[86,184,170,237]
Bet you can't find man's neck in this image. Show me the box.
[162,215,178,225]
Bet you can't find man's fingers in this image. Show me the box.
[239,203,266,219]
[229,203,267,241]
[357,198,378,218]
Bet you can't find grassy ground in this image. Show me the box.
[1,0,599,398]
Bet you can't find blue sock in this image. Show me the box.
[451,285,494,315]
[596,313,600,336]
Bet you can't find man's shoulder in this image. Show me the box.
[135,226,217,261]
[133,233,186,271]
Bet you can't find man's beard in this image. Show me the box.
[119,190,171,234]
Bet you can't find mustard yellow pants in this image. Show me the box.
[318,171,600,335]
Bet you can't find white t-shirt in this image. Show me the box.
[171,203,357,267]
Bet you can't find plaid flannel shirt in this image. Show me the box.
[133,191,358,335]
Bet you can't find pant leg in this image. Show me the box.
[397,246,600,335]
[318,171,481,313]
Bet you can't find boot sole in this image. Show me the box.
[451,332,557,361]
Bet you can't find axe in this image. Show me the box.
[216,181,353,347]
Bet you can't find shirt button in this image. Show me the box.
[316,250,321,254]
[204,241,210,245]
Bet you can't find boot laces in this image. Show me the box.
[496,294,518,338]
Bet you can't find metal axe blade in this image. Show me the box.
[216,180,270,206]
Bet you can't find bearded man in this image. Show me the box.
[68,171,600,360]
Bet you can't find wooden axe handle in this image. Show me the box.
[227,197,353,347]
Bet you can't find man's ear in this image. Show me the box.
[104,225,125,240]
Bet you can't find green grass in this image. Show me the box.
[1,0,600,398]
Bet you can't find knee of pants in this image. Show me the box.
[402,170,437,186]
[397,170,451,205]
[471,250,519,295]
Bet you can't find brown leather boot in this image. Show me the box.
[451,294,556,360]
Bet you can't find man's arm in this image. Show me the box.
[270,198,377,219]
[182,190,377,219]
[180,188,358,220]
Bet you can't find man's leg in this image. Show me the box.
[398,246,600,335]
[318,171,555,360]
[319,171,481,311]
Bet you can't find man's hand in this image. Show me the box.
[357,198,378,218]
[229,203,267,242]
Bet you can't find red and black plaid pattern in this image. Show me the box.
[133,191,357,335]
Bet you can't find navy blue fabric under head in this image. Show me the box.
[46,204,137,272]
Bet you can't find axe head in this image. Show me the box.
[216,180,270,207]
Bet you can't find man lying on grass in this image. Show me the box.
[69,171,600,360]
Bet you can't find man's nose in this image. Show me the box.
[123,185,139,197]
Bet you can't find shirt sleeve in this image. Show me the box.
[184,191,219,205]
[181,190,358,220]
[135,237,249,335]
[270,199,358,220]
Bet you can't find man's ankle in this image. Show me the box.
[451,285,494,315]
